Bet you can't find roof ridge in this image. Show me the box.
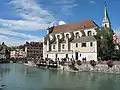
[49,20,98,33]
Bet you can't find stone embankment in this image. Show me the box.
[58,63,120,74]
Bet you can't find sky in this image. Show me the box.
[0,0,120,46]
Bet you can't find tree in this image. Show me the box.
[95,27,115,60]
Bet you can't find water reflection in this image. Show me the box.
[0,64,120,90]
[0,64,10,81]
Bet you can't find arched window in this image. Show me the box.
[105,24,107,28]
[75,32,79,39]
[88,31,92,36]
[57,35,60,39]
[66,34,69,38]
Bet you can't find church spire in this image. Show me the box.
[102,0,111,28]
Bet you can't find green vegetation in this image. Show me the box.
[95,27,120,60]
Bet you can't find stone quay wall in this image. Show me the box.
[58,63,120,74]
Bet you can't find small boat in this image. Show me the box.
[10,61,13,63]
[24,61,36,67]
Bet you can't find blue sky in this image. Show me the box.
[0,0,120,46]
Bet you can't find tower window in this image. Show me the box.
[105,24,107,28]
[90,42,93,47]
[88,31,92,36]
[82,43,86,47]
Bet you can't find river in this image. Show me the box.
[0,63,120,90]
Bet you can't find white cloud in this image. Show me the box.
[9,0,56,23]
[0,30,43,46]
[0,0,57,46]
[0,19,49,31]
[58,21,66,25]
[89,1,95,4]
[52,0,78,14]
[0,28,42,41]
[0,0,57,31]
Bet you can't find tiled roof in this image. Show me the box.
[71,36,96,43]
[49,20,98,33]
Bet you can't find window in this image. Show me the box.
[90,42,93,47]
[66,34,69,38]
[88,31,92,36]
[62,44,65,49]
[105,24,107,28]
[82,43,86,47]
[53,45,55,49]
[76,43,78,47]
[66,54,68,58]
[75,32,79,39]
[57,35,60,39]
[55,54,58,59]
[80,54,81,57]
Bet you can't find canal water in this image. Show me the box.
[0,64,120,90]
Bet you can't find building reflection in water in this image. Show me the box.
[0,68,10,81]
[24,67,28,75]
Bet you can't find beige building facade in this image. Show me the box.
[43,20,98,61]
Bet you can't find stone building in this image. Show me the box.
[0,42,10,59]
[10,46,26,59]
[24,42,43,59]
[43,20,99,61]
[43,3,111,62]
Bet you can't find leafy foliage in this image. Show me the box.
[107,60,114,68]
[89,60,97,67]
[95,27,115,60]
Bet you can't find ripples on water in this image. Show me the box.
[0,63,120,90]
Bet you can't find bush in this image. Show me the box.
[107,60,114,68]
[60,61,65,66]
[90,60,96,67]
[77,60,82,65]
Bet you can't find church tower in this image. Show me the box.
[102,1,111,28]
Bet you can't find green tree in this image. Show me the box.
[95,27,115,60]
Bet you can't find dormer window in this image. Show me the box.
[57,35,60,39]
[75,32,79,39]
[66,34,69,38]
[88,31,92,36]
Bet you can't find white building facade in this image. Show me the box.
[10,49,26,59]
[43,20,99,61]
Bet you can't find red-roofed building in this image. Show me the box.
[43,20,99,61]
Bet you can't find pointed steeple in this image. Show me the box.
[102,0,111,28]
